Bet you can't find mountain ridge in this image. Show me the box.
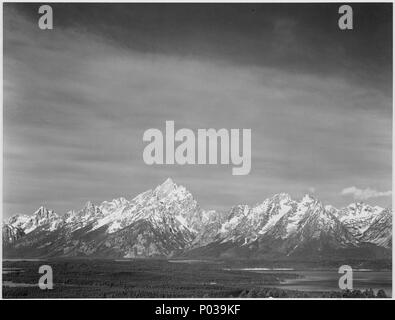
[3,178,392,260]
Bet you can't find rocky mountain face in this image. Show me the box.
[3,224,25,245]
[359,208,392,248]
[7,206,61,234]
[3,179,392,260]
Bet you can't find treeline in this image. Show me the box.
[238,287,388,298]
[3,285,388,299]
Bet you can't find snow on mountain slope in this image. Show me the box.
[257,194,317,240]
[62,201,105,232]
[336,203,385,238]
[191,210,229,247]
[57,179,202,258]
[100,197,130,215]
[3,179,204,258]
[284,194,316,237]
[243,194,357,257]
[7,214,30,230]
[217,193,296,245]
[7,206,62,234]
[2,224,25,245]
[198,193,361,259]
[3,179,392,259]
[284,201,357,255]
[90,178,201,235]
[359,208,392,248]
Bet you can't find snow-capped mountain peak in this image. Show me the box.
[99,197,130,215]
[8,206,62,234]
[33,205,55,218]
[7,214,30,229]
[154,178,177,199]
[271,193,292,203]
[301,193,316,204]
[336,202,385,238]
[2,224,25,245]
[90,178,201,237]
[324,205,338,215]
[3,180,392,259]
[360,208,392,248]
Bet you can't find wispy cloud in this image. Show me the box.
[2,5,392,217]
[341,186,392,200]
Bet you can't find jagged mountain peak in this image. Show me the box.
[301,193,316,204]
[338,202,383,221]
[84,201,95,208]
[89,178,201,237]
[344,202,384,214]
[3,181,392,259]
[7,206,62,235]
[33,205,56,217]
[347,202,367,211]
[35,205,46,212]
[360,208,392,248]
[80,201,102,214]
[325,201,387,240]
[325,204,338,213]
[154,178,178,198]
[3,224,25,245]
[32,206,59,222]
[7,213,30,226]
[112,197,128,206]
[251,193,293,213]
[99,197,130,215]
[62,202,103,231]
[270,193,292,202]
[162,177,175,186]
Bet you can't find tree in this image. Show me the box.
[376,289,387,298]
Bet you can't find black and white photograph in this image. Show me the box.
[1,1,393,300]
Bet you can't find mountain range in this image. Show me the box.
[3,178,392,260]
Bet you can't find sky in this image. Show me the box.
[3,3,393,218]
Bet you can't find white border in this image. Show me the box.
[0,0,393,301]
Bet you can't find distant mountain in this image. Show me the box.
[2,224,25,245]
[185,193,368,260]
[334,203,384,237]
[359,208,392,248]
[3,179,392,261]
[7,206,61,234]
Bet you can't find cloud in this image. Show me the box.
[2,6,392,217]
[341,186,392,200]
